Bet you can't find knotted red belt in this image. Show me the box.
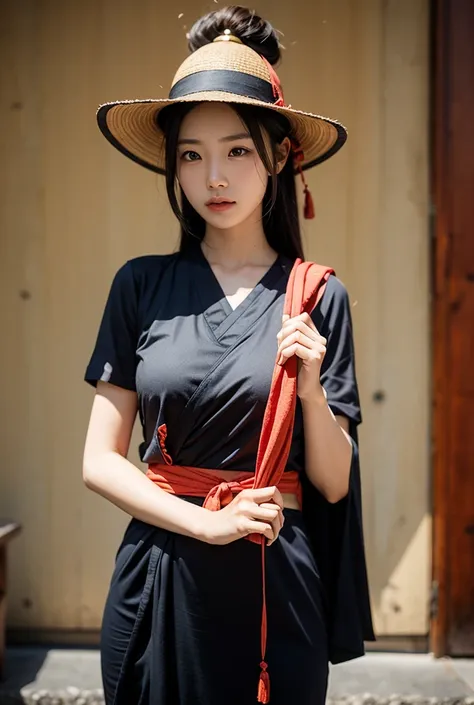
[147,259,334,703]
[146,463,303,511]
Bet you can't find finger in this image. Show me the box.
[281,311,315,329]
[258,502,283,516]
[247,490,284,513]
[257,494,284,513]
[281,315,317,335]
[299,311,320,334]
[279,507,285,530]
[271,488,284,510]
[280,343,311,362]
[278,339,325,366]
[272,512,283,537]
[282,313,327,342]
[267,511,285,546]
[267,517,281,546]
[250,504,280,523]
[279,317,309,336]
[259,502,284,515]
[283,311,319,333]
[246,519,275,542]
[244,486,279,503]
[258,502,284,534]
[254,504,284,530]
[277,330,315,358]
[277,327,316,352]
[281,321,327,348]
[279,342,326,364]
[281,319,325,344]
[299,320,326,345]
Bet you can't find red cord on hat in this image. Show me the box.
[259,55,285,107]
[291,139,315,219]
[259,57,315,221]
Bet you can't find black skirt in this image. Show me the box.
[100,501,329,705]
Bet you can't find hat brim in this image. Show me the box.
[97,92,347,175]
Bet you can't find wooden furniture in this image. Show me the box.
[0,521,21,680]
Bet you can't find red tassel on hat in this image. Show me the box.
[291,139,315,220]
[303,185,315,219]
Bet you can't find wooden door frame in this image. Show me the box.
[431,0,474,657]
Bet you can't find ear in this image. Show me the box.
[275,137,292,174]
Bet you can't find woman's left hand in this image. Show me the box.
[276,312,327,401]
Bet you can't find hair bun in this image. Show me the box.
[187,6,281,66]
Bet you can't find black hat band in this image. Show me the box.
[169,70,276,104]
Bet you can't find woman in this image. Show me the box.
[83,6,374,705]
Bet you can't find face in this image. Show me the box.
[176,102,282,230]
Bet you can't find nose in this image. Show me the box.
[207,160,228,190]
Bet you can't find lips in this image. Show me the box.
[206,199,236,212]
[205,198,235,206]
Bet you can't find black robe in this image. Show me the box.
[85,239,375,704]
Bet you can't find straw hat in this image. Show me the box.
[97,31,347,178]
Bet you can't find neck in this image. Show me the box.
[201,207,276,268]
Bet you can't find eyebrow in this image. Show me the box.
[177,132,251,146]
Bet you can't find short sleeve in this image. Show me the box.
[312,275,362,425]
[84,260,139,391]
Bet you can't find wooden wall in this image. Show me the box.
[0,0,429,637]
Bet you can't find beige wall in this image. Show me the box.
[0,0,430,636]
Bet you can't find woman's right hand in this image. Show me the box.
[199,486,285,546]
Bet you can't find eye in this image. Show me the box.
[181,150,201,162]
[229,147,250,157]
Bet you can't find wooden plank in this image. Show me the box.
[0,0,51,630]
[432,0,474,657]
[431,0,450,660]
[374,0,430,635]
[445,0,474,656]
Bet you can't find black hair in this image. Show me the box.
[156,6,304,261]
[187,5,281,66]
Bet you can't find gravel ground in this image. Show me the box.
[1,650,473,705]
